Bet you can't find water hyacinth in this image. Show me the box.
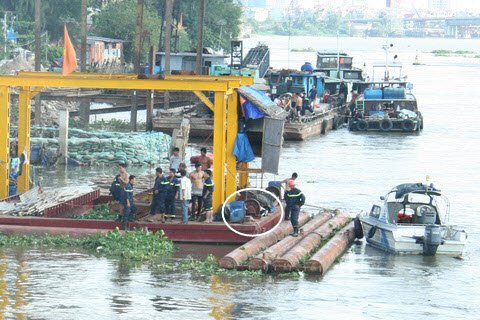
[0,228,174,262]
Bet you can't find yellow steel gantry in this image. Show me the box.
[0,72,253,210]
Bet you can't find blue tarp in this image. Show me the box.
[241,98,267,120]
[233,132,255,162]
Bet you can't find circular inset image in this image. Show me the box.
[221,187,284,238]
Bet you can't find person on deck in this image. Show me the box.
[118,163,129,187]
[197,147,212,170]
[179,169,192,224]
[121,175,137,230]
[339,81,348,104]
[190,163,205,221]
[149,167,169,223]
[285,180,306,237]
[169,147,181,171]
[165,168,180,220]
[301,91,314,115]
[309,86,317,106]
[281,172,298,192]
[202,169,215,223]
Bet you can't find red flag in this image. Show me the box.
[177,13,183,30]
[62,24,77,76]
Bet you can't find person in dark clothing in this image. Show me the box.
[165,168,180,220]
[110,174,123,222]
[284,180,305,237]
[121,175,137,230]
[202,169,214,223]
[149,167,169,223]
[301,91,314,115]
[109,174,122,202]
[339,81,348,104]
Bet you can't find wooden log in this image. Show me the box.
[272,213,351,272]
[218,212,311,269]
[249,211,334,271]
[304,221,355,275]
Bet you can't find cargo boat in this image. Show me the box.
[348,81,423,132]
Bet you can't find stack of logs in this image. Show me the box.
[219,209,357,275]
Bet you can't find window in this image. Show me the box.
[370,205,381,218]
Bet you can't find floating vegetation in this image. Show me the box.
[179,255,263,277]
[72,204,118,220]
[432,49,476,57]
[0,228,174,262]
[291,47,316,52]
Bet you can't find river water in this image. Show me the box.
[2,36,480,319]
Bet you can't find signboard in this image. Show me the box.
[261,117,283,174]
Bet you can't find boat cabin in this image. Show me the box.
[370,184,445,225]
[267,71,325,97]
[356,82,418,117]
[316,52,353,70]
[315,52,364,82]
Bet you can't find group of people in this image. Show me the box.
[109,147,215,229]
[273,88,317,122]
[110,148,307,237]
[109,163,137,230]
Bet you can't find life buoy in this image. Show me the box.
[354,216,364,239]
[380,118,393,131]
[401,119,415,131]
[367,225,377,238]
[356,119,368,131]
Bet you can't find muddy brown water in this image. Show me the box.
[2,36,480,319]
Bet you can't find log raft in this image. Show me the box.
[219,209,358,275]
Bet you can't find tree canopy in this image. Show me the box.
[1,0,243,63]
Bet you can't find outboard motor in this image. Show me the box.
[423,224,442,256]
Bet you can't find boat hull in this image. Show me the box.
[360,218,466,255]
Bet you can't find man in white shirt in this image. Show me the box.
[179,169,192,224]
[169,147,181,171]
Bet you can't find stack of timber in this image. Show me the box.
[91,174,156,195]
[219,209,357,275]
[0,186,97,216]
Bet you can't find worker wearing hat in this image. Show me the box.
[284,179,306,237]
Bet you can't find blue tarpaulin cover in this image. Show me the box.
[237,86,287,120]
[240,97,267,120]
[233,132,255,162]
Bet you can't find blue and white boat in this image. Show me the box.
[356,183,466,256]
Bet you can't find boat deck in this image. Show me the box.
[0,211,282,244]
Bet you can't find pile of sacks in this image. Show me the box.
[30,128,171,166]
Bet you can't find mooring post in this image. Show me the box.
[58,110,69,165]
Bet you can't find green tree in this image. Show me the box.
[91,0,162,63]
[179,0,242,52]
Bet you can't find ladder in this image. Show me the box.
[356,100,365,115]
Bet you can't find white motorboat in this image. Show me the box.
[355,183,466,256]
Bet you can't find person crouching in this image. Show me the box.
[285,180,305,237]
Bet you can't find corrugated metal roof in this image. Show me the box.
[87,36,124,44]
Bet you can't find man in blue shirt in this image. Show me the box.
[165,168,180,220]
[121,175,137,230]
[202,169,214,223]
[149,167,169,223]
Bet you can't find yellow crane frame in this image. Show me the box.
[0,72,253,210]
